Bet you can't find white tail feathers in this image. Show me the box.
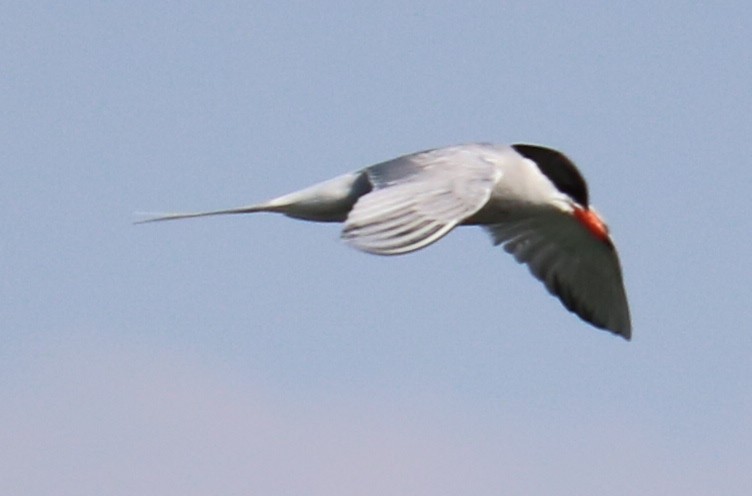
[135,171,371,225]
[134,204,271,224]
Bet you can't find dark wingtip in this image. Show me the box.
[597,315,631,341]
[613,325,631,341]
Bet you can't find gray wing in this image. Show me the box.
[485,211,631,339]
[342,146,499,255]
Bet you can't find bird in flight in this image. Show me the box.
[139,143,631,339]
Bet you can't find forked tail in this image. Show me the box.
[135,171,371,225]
[134,204,270,224]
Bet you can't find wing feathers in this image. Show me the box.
[342,151,497,255]
[342,186,462,255]
[486,211,631,338]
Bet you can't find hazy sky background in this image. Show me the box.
[2,2,751,495]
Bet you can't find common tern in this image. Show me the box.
[139,143,631,339]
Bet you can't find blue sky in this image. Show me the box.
[2,2,751,495]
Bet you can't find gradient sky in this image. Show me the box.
[2,2,751,495]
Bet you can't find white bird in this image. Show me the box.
[139,143,631,339]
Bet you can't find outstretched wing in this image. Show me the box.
[342,146,500,255]
[485,211,631,339]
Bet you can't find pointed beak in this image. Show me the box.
[573,206,610,242]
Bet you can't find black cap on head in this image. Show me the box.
[512,144,590,207]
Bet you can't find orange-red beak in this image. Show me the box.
[573,207,610,243]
